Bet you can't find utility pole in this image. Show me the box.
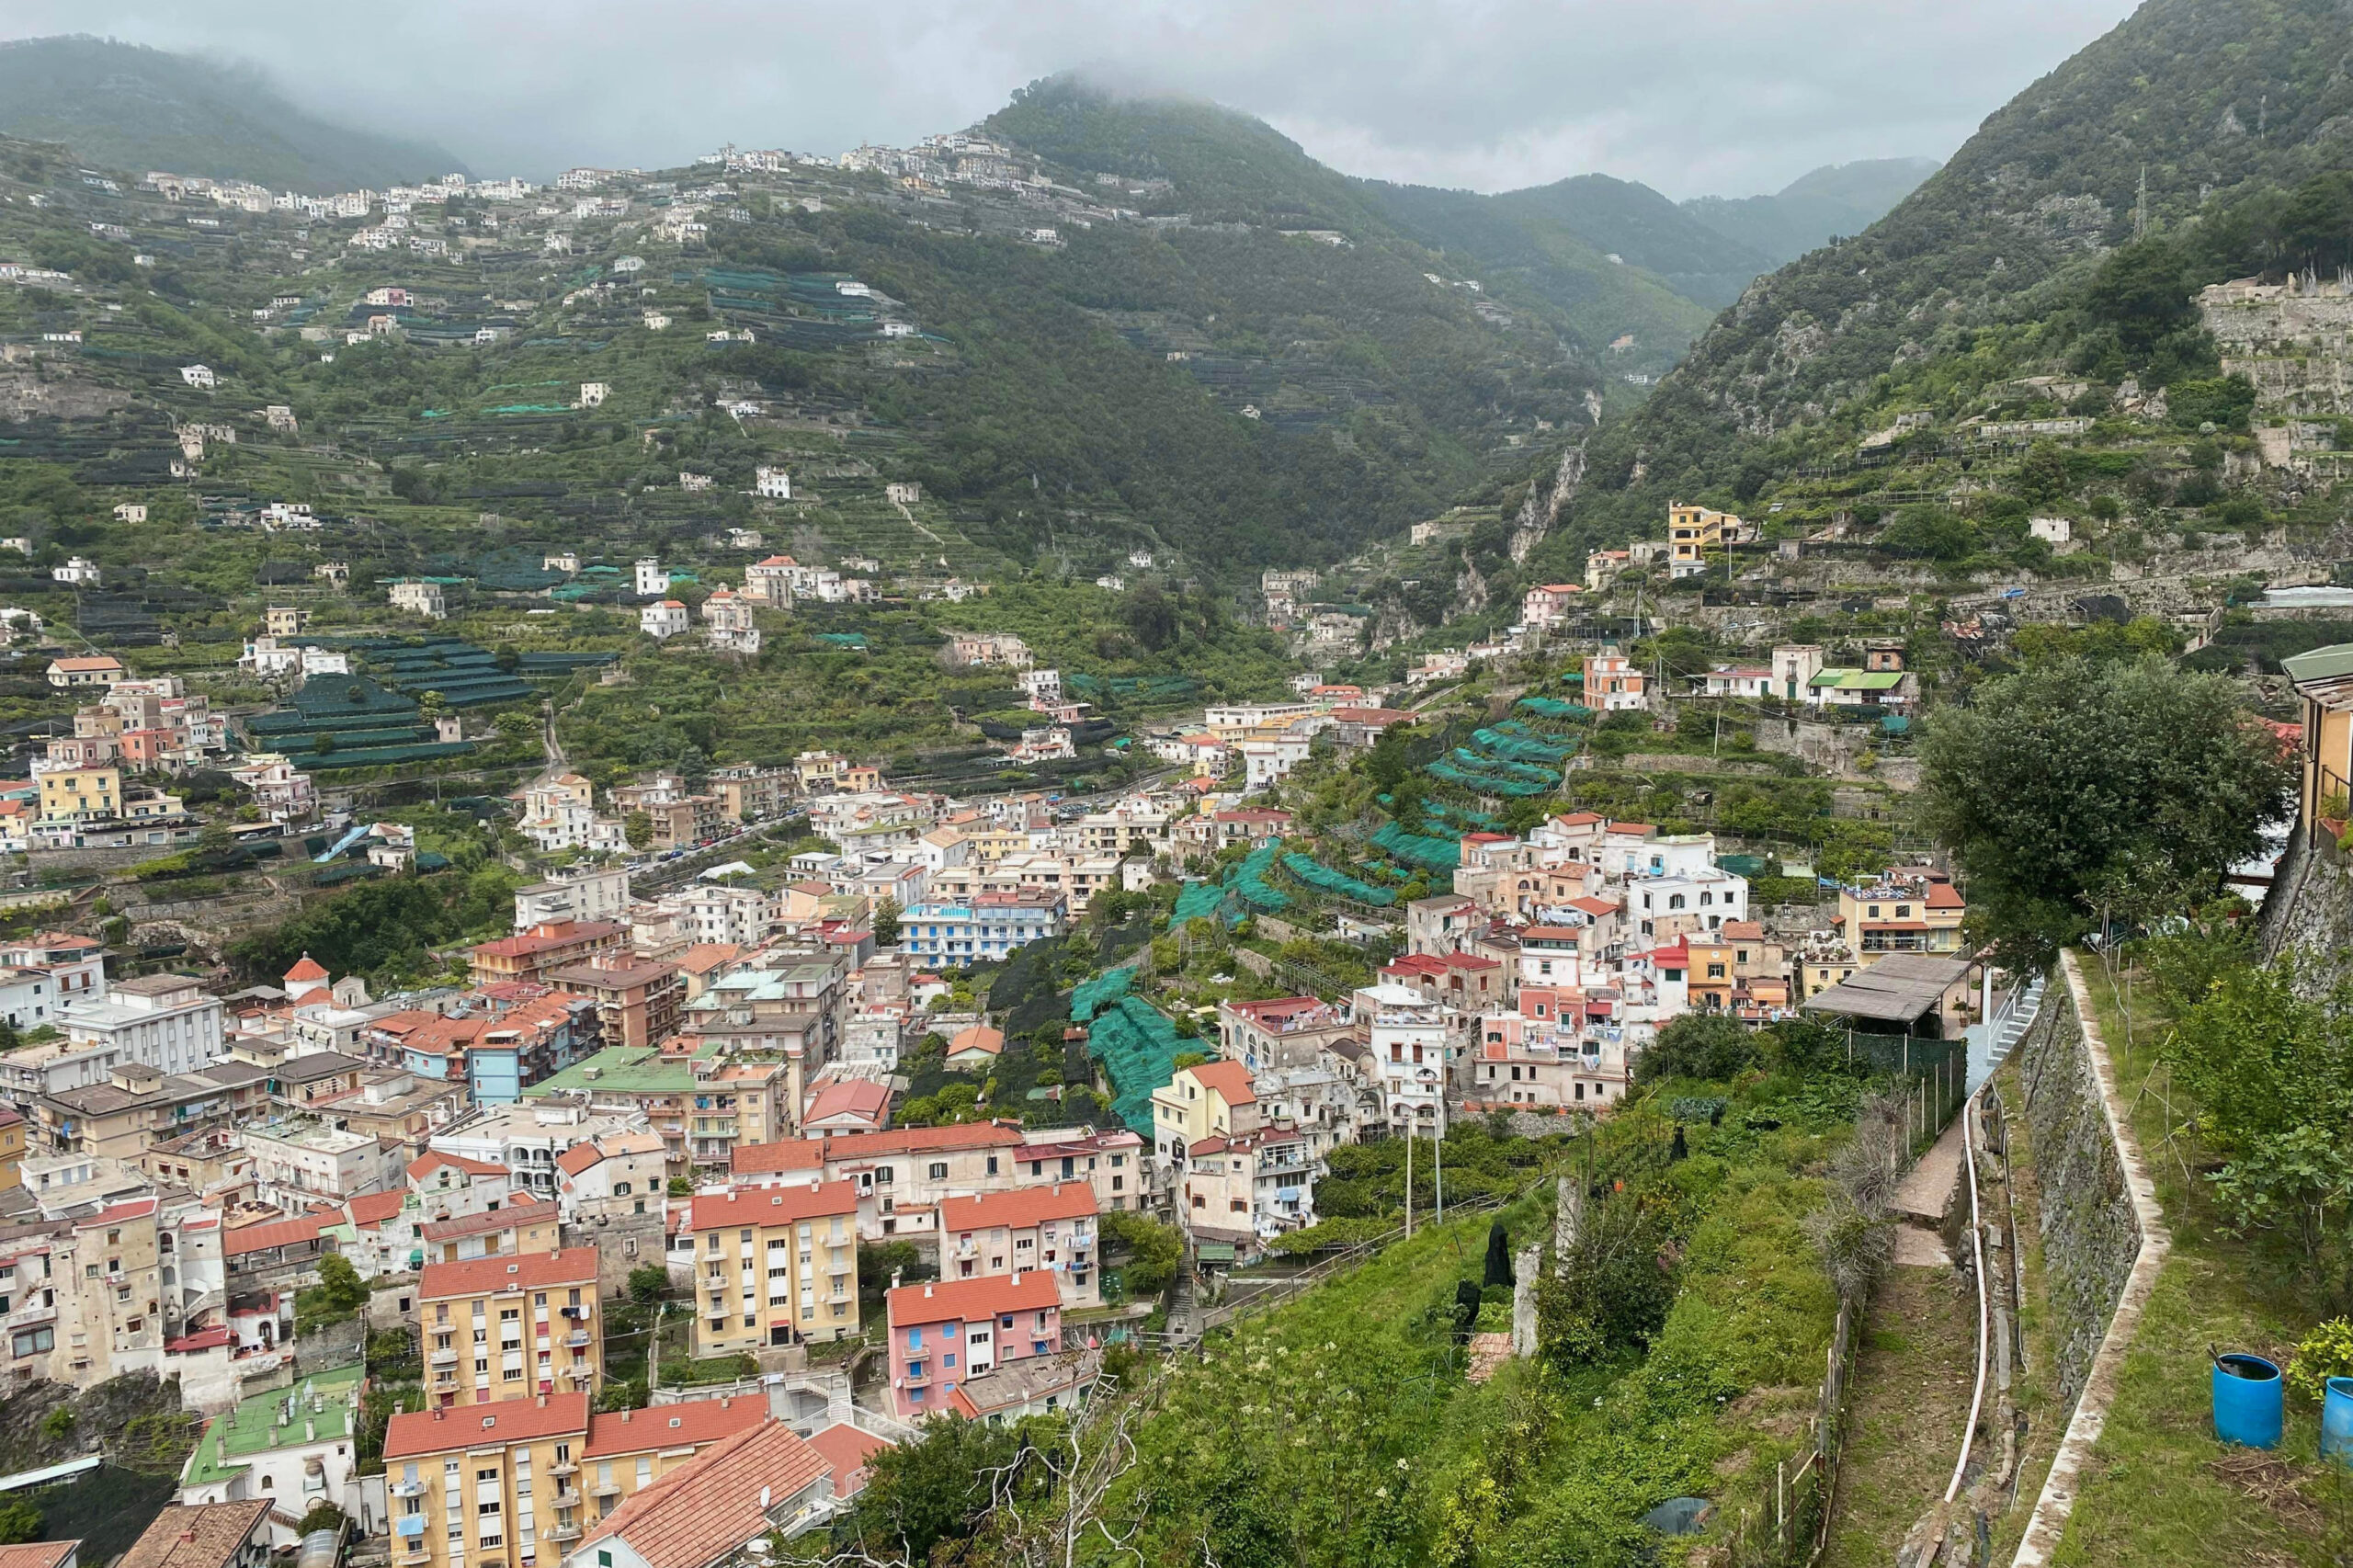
[1403,1111,1414,1240]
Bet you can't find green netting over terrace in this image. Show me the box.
[1474,724,1575,764]
[1428,759,1554,797]
[1281,853,1396,905]
[1071,965,1136,1024]
[1372,822,1461,871]
[1172,880,1226,924]
[294,739,475,772]
[1415,798,1501,831]
[1232,842,1291,912]
[1065,674,1198,701]
[1518,696,1594,722]
[244,676,417,737]
[1086,995,1187,1136]
[1449,746,1557,787]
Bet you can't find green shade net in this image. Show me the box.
[1071,965,1136,1025]
[1231,841,1290,912]
[1281,853,1397,905]
[1172,880,1226,924]
[1086,996,1187,1136]
[1372,822,1461,871]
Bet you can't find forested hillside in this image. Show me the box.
[1681,157,1939,268]
[1535,0,2353,553]
[0,36,466,194]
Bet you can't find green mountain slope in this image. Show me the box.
[1483,174,1779,307]
[1681,157,1938,267]
[1540,0,2353,550]
[987,80,1720,380]
[0,36,467,193]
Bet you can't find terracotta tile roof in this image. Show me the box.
[282,954,329,983]
[0,1543,76,1568]
[471,921,625,960]
[803,1079,889,1126]
[553,1142,604,1176]
[583,1393,767,1457]
[222,1210,338,1259]
[578,1421,829,1568]
[937,1182,1097,1233]
[1720,920,1766,940]
[689,1181,858,1233]
[734,1122,1025,1176]
[887,1269,1060,1325]
[946,1024,1004,1056]
[116,1503,270,1568]
[727,1140,825,1177]
[674,943,741,976]
[346,1189,408,1227]
[419,1245,598,1300]
[1185,1060,1256,1106]
[1926,882,1965,910]
[422,1191,550,1242]
[409,1150,508,1182]
[803,1421,891,1497]
[383,1393,590,1460]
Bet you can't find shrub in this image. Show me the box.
[2287,1316,2353,1404]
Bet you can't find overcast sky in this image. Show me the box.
[1,0,2141,199]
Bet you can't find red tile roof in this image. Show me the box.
[471,921,625,960]
[583,1393,767,1457]
[734,1122,1026,1176]
[346,1189,408,1227]
[1926,882,1965,910]
[803,1422,892,1498]
[422,1191,550,1242]
[577,1422,829,1568]
[553,1142,603,1176]
[804,1079,889,1126]
[938,1183,1097,1233]
[887,1269,1061,1325]
[689,1181,859,1233]
[727,1140,826,1177]
[409,1150,507,1182]
[419,1245,599,1299]
[115,1502,270,1568]
[222,1210,338,1258]
[383,1393,591,1460]
[1185,1060,1256,1106]
[283,954,329,983]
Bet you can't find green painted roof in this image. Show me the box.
[522,1041,716,1098]
[182,1363,365,1486]
[2282,643,2353,684]
[1810,668,1904,691]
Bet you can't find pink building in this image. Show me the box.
[885,1271,1062,1419]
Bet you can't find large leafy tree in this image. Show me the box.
[1917,655,2290,969]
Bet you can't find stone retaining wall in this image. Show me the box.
[2012,973,2141,1411]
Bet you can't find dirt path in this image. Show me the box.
[1821,1263,1982,1568]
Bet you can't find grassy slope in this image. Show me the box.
[2049,958,2347,1565]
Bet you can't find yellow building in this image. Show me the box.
[688,1180,861,1358]
[1835,875,1967,959]
[383,1392,770,1568]
[0,1108,23,1189]
[1146,1060,1259,1161]
[2285,643,2353,843]
[1666,502,1748,576]
[38,767,120,824]
[417,1247,602,1407]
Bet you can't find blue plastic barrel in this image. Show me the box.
[2324,1376,2353,1464]
[2212,1354,2283,1449]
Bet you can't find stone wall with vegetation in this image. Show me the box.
[2014,980,2143,1412]
[2260,830,2353,999]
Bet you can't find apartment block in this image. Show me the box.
[416,1248,602,1407]
[686,1182,860,1356]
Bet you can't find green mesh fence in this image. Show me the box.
[1449,747,1557,786]
[1232,842,1290,912]
[1419,799,1501,830]
[1071,965,1136,1024]
[1427,759,1553,796]
[1172,880,1226,924]
[1518,696,1593,721]
[1281,853,1397,905]
[1474,725,1575,764]
[1372,822,1461,871]
[1086,995,1187,1136]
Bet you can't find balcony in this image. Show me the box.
[400,1545,432,1565]
[547,1524,582,1545]
[428,1345,458,1364]
[563,1330,590,1349]
[592,1479,621,1498]
[390,1480,426,1499]
[560,1305,590,1321]
[551,1485,581,1508]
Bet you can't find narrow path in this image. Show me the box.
[892,500,944,549]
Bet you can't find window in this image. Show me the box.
[927,1162,948,1180]
[12,1327,51,1358]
